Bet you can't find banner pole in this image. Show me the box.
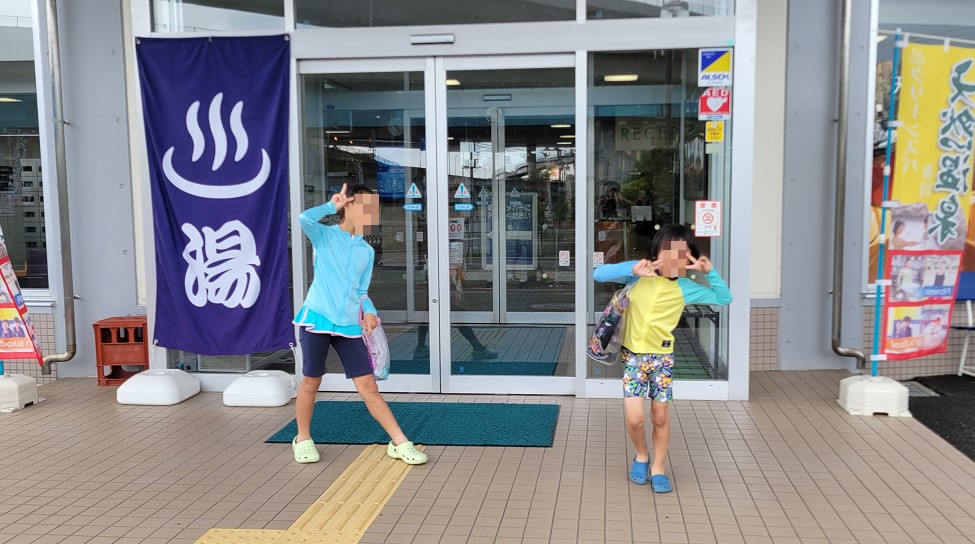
[871,31,905,377]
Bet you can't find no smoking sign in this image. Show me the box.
[695,200,721,237]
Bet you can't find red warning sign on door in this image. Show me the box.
[698,88,731,121]
[695,200,721,237]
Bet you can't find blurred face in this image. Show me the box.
[345,193,380,234]
[658,240,688,278]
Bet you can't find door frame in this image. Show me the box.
[296,57,444,393]
[439,54,577,326]
[436,55,578,395]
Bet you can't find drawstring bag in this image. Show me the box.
[587,282,634,365]
[359,297,390,381]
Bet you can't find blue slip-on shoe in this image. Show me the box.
[630,457,649,485]
[650,473,673,493]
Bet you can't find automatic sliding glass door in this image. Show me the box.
[438,56,577,394]
[298,59,440,392]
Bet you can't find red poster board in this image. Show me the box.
[0,230,43,365]
[881,250,959,360]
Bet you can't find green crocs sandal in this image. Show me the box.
[292,437,320,464]
[387,441,428,465]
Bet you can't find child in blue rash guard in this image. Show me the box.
[291,183,427,466]
[593,224,731,492]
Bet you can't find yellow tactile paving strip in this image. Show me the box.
[194,444,423,544]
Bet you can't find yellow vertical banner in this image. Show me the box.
[882,42,975,360]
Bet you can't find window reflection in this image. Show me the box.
[296,0,575,28]
[152,0,284,32]
[0,13,48,289]
[587,0,734,20]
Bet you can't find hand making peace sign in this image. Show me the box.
[687,254,713,274]
[632,259,662,278]
[330,183,353,211]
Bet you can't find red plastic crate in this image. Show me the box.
[93,316,148,386]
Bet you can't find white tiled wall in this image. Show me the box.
[750,307,779,371]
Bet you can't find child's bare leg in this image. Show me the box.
[650,400,671,475]
[296,376,321,442]
[624,397,650,462]
[352,375,409,445]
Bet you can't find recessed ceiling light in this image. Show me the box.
[0,97,22,103]
[447,137,455,141]
[604,74,639,83]
[561,135,576,139]
[551,124,572,129]
[446,79,461,86]
[557,141,573,145]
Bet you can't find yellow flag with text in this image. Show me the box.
[882,42,975,360]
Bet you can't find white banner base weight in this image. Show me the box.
[837,375,912,417]
[0,374,39,413]
[117,369,200,406]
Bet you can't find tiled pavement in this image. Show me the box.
[1,370,974,544]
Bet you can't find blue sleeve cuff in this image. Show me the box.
[361,297,378,316]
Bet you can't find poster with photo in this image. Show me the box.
[0,225,43,365]
[883,251,961,359]
[920,253,961,299]
[889,253,925,302]
[884,305,923,356]
[882,303,954,359]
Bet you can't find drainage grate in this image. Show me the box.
[902,381,940,397]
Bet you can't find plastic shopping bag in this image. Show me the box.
[586,283,633,365]
[360,297,390,381]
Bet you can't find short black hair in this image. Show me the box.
[323,183,376,223]
[649,224,700,261]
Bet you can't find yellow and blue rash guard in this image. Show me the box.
[593,261,732,354]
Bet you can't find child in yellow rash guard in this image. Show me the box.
[592,224,732,493]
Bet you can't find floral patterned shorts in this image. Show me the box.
[621,348,674,402]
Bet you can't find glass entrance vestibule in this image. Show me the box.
[292,49,744,398]
[137,2,754,400]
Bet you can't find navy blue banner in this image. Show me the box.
[137,36,292,355]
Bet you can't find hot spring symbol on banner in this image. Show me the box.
[872,37,975,364]
[137,36,293,355]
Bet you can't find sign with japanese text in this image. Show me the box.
[0,225,43,365]
[881,42,975,360]
[482,193,537,270]
[698,88,731,121]
[694,201,721,237]
[376,159,405,199]
[137,36,293,355]
[705,121,725,143]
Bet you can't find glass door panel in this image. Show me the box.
[442,61,576,386]
[586,50,732,382]
[300,66,437,389]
